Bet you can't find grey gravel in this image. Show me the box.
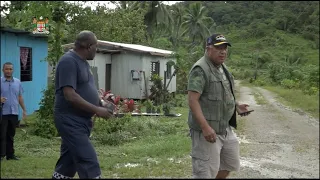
[230,81,319,179]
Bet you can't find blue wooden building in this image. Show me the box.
[1,27,48,120]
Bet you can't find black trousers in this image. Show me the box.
[52,113,101,179]
[0,114,19,157]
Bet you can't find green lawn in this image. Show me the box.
[0,107,193,178]
[2,83,317,178]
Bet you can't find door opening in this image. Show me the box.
[105,64,111,91]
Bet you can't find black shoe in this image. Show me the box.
[6,155,19,160]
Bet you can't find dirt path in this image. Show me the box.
[230,81,319,179]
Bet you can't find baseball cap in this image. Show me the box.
[206,34,231,47]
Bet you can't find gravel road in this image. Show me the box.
[230,81,319,178]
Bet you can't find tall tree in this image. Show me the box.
[168,4,185,49]
[133,1,172,42]
[181,2,213,46]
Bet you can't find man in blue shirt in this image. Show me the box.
[52,31,113,179]
[0,62,27,161]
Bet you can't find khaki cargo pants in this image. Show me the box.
[190,126,240,178]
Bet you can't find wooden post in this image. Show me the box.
[165,69,176,90]
[143,71,148,99]
[163,70,167,104]
[164,71,167,91]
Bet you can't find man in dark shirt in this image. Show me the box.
[52,31,113,179]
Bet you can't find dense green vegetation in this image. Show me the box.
[0,2,318,178]
[1,1,318,92]
[1,1,318,138]
[1,106,195,178]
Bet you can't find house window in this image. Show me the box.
[166,64,172,79]
[151,62,160,76]
[20,47,32,82]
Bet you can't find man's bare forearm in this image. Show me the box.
[189,99,210,130]
[66,93,99,114]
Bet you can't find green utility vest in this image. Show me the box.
[188,55,237,135]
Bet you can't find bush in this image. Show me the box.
[31,117,58,139]
[267,62,293,83]
[280,79,298,89]
[303,87,319,96]
[92,114,177,146]
[151,37,173,50]
[172,94,188,107]
[305,65,319,88]
[229,67,254,80]
[31,83,58,139]
[253,79,267,86]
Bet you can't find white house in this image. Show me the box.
[50,40,177,100]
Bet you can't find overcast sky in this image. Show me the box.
[1,1,182,15]
[75,1,182,10]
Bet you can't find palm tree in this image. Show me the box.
[137,1,172,41]
[110,1,141,11]
[111,1,172,42]
[169,4,185,48]
[181,2,214,46]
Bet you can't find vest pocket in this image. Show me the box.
[209,79,223,95]
[206,94,221,121]
[208,94,222,101]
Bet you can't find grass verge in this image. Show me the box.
[240,80,319,119]
[1,106,192,178]
[252,91,268,105]
[264,86,319,119]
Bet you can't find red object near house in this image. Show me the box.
[127,99,135,112]
[98,89,136,113]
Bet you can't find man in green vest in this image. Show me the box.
[187,34,252,179]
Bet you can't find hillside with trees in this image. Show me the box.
[1,1,319,96]
[0,2,319,177]
[1,1,318,95]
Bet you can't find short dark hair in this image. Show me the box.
[3,62,13,69]
[74,31,96,49]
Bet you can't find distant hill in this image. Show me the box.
[196,1,319,93]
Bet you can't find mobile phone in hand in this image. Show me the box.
[239,110,254,116]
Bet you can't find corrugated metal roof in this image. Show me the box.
[62,40,175,57]
[0,27,30,34]
[0,26,49,38]
[98,40,174,57]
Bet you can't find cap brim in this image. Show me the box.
[213,41,231,47]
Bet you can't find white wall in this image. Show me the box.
[111,52,144,99]
[47,52,112,87]
[47,50,177,99]
[88,53,111,90]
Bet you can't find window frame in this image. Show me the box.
[20,47,33,82]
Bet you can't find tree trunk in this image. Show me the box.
[192,35,195,44]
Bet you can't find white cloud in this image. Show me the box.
[1,1,182,16]
[1,1,10,16]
